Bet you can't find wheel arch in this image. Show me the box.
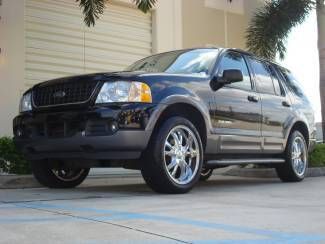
[286,120,310,148]
[147,99,211,150]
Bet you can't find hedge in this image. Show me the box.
[0,137,31,174]
[309,143,325,168]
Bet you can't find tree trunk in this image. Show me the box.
[317,1,325,142]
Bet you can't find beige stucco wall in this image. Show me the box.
[0,0,25,137]
[182,0,226,48]
[152,0,183,53]
[116,0,183,53]
[182,0,263,49]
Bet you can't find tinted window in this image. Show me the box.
[218,52,252,90]
[126,49,219,75]
[278,67,305,98]
[249,58,275,94]
[269,66,283,96]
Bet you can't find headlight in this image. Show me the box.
[96,81,152,104]
[19,92,32,113]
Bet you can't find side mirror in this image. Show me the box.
[210,69,243,91]
[218,69,243,84]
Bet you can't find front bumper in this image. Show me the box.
[309,139,317,153]
[14,131,151,160]
[13,104,156,160]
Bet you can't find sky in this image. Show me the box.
[278,10,321,122]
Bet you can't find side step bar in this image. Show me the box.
[206,158,285,167]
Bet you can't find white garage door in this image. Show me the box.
[24,0,152,88]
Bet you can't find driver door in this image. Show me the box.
[212,51,263,153]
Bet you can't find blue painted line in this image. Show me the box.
[0,216,76,223]
[11,201,325,243]
[0,205,20,210]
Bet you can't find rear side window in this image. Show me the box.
[248,58,275,95]
[269,66,283,96]
[217,52,252,91]
[277,67,305,98]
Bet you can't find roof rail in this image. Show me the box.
[227,48,254,56]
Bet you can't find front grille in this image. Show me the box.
[33,120,83,138]
[33,81,98,107]
[17,120,116,139]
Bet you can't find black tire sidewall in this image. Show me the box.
[31,160,90,188]
[288,131,308,179]
[276,131,308,182]
[142,116,204,193]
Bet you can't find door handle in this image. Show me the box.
[282,101,291,107]
[247,95,259,103]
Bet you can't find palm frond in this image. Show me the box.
[77,0,156,27]
[246,0,314,60]
[76,0,107,27]
[133,0,157,13]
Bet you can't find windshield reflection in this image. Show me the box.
[126,49,219,75]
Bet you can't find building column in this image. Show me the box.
[152,0,183,53]
[0,0,25,136]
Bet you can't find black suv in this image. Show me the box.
[14,48,316,193]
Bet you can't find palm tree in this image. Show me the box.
[76,0,157,27]
[246,0,325,141]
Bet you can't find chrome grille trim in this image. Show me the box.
[32,81,99,108]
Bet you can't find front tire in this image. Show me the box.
[31,160,90,188]
[141,117,204,194]
[275,131,308,182]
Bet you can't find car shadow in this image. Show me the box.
[1,176,285,203]
[74,176,282,196]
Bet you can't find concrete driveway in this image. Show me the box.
[0,173,325,243]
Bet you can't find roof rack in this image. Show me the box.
[226,48,254,56]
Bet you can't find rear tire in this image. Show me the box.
[275,131,308,182]
[31,160,90,188]
[141,116,204,194]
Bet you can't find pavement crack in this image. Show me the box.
[13,203,191,244]
[1,194,153,204]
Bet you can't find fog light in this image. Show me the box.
[16,129,23,137]
[111,122,118,133]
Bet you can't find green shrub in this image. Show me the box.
[309,144,325,168]
[0,137,31,174]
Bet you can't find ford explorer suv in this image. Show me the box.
[13,48,316,193]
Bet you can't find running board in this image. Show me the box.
[206,158,285,166]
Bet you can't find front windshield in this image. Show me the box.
[126,49,219,75]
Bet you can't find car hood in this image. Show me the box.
[35,70,209,89]
[36,71,147,88]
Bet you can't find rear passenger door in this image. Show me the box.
[247,57,292,153]
[212,51,262,153]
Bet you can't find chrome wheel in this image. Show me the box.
[164,125,200,185]
[291,136,307,177]
[51,168,86,182]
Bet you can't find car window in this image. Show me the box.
[269,65,283,96]
[217,52,252,91]
[248,58,275,95]
[277,66,306,98]
[126,49,219,75]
